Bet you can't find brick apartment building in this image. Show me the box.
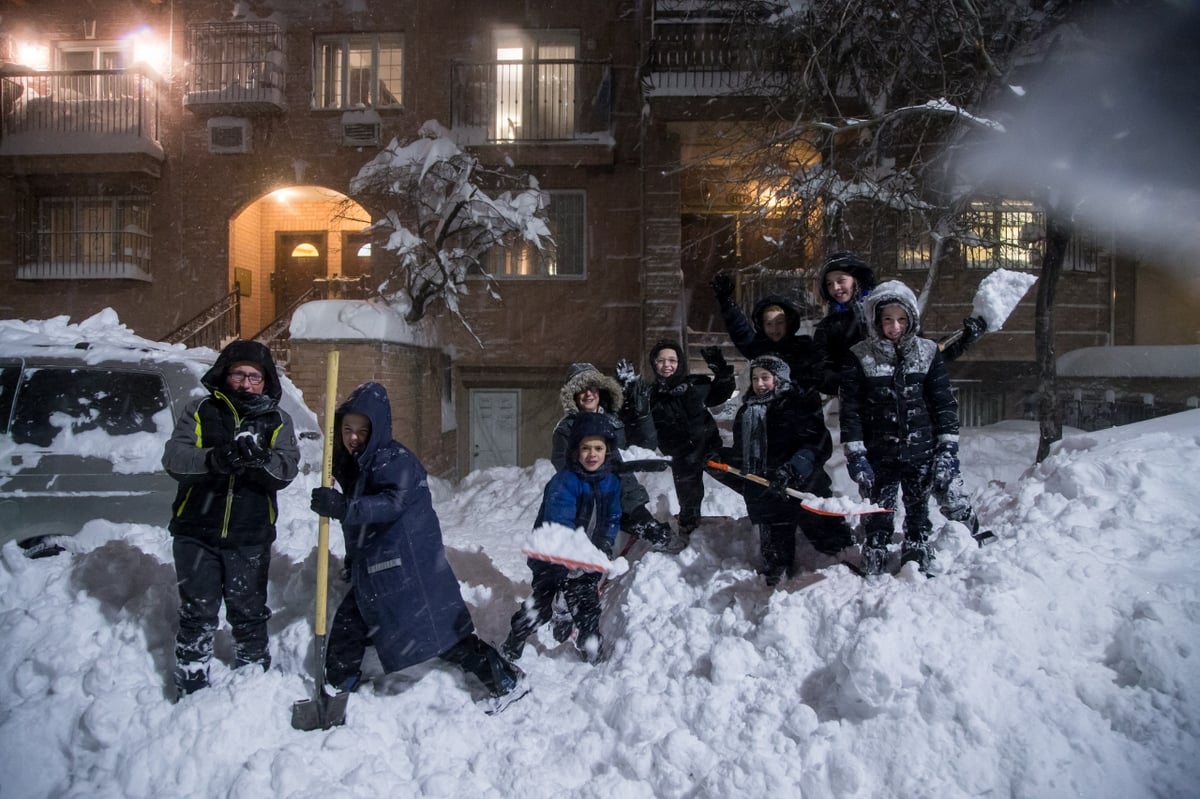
[1,1,1196,476]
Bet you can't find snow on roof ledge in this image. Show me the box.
[1056,344,1200,378]
[288,299,439,348]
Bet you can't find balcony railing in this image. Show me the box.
[184,20,287,114]
[0,68,162,156]
[451,59,612,143]
[644,21,791,94]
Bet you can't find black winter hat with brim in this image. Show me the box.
[819,252,877,305]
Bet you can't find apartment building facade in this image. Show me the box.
[1,1,1194,475]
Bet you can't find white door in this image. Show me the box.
[469,389,519,470]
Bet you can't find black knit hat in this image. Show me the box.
[568,411,616,451]
[818,252,877,305]
[749,354,792,385]
[648,340,683,368]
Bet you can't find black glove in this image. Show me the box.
[700,346,727,373]
[846,450,875,496]
[962,316,987,343]
[711,272,735,305]
[339,556,353,582]
[311,487,349,521]
[933,441,960,494]
[630,519,672,546]
[207,442,241,475]
[615,358,638,388]
[770,464,797,500]
[233,430,270,467]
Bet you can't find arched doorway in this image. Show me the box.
[228,185,372,337]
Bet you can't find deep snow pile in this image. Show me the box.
[1,413,1199,798]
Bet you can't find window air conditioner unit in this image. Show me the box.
[207,117,252,154]
[341,121,381,148]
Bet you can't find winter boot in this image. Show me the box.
[173,664,209,700]
[900,540,934,574]
[860,544,888,576]
[500,629,526,662]
[549,592,574,643]
[577,633,605,664]
[480,655,531,715]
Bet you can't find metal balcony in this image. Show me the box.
[184,20,287,115]
[451,59,613,145]
[0,67,163,167]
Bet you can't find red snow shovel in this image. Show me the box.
[292,351,350,731]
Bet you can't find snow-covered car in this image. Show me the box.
[0,314,319,557]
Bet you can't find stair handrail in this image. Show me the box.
[162,284,242,349]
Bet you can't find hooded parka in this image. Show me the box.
[332,382,474,672]
[163,340,299,546]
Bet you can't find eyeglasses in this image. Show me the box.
[228,370,264,386]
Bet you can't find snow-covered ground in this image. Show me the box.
[2,411,1198,798]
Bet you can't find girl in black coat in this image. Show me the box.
[723,356,851,585]
[812,251,878,397]
[839,281,960,574]
[624,340,735,538]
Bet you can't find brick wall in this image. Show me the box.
[287,339,455,477]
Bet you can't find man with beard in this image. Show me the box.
[162,340,300,699]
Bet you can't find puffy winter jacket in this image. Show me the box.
[163,342,299,546]
[719,294,821,392]
[839,281,959,466]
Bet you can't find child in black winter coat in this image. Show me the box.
[162,340,300,699]
[618,340,735,538]
[721,356,853,585]
[503,412,623,663]
[710,272,821,393]
[839,281,961,574]
[815,251,989,542]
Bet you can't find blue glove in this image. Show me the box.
[311,487,349,521]
[933,441,960,494]
[846,451,875,496]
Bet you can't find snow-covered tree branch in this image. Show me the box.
[348,120,552,324]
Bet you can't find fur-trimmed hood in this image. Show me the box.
[559,363,625,416]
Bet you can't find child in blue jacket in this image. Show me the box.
[502,412,622,663]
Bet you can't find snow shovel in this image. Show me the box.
[937,268,1038,352]
[291,351,349,732]
[705,461,892,517]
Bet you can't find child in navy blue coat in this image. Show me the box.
[502,412,622,663]
[310,382,527,712]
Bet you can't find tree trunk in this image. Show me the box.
[1034,208,1074,462]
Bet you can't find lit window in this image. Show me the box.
[493,30,578,140]
[961,200,1104,272]
[489,191,585,278]
[315,34,403,110]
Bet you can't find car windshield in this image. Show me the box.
[11,366,170,447]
